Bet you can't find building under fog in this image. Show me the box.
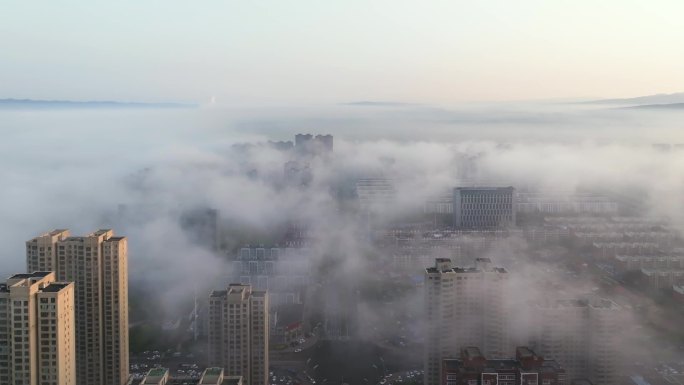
[295,133,333,155]
[180,208,220,251]
[0,272,76,385]
[516,192,619,215]
[208,284,268,385]
[356,178,396,212]
[529,297,620,385]
[230,247,311,307]
[424,258,509,385]
[453,187,515,228]
[283,161,313,187]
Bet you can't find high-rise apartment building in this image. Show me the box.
[26,229,129,385]
[208,284,268,385]
[453,187,515,228]
[424,258,509,385]
[26,230,70,273]
[0,271,76,385]
[529,298,620,385]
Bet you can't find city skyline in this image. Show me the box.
[2,2,684,385]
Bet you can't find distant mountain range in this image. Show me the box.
[621,102,684,110]
[343,101,419,107]
[584,92,684,105]
[0,98,197,109]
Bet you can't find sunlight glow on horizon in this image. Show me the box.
[1,0,683,105]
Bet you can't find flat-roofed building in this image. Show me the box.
[0,271,75,385]
[140,368,169,385]
[26,229,129,385]
[199,367,243,385]
[441,346,566,385]
[516,192,618,215]
[453,187,515,228]
[208,285,268,385]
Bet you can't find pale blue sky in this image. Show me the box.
[1,0,683,105]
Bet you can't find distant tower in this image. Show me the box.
[295,134,313,148]
[314,134,334,152]
[208,284,269,385]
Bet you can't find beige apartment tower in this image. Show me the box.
[208,284,268,385]
[0,271,76,385]
[26,229,129,385]
[423,258,509,385]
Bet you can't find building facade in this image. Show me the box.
[529,298,620,385]
[515,192,618,215]
[26,229,129,385]
[231,247,311,308]
[453,187,515,228]
[442,346,566,385]
[208,284,268,385]
[0,272,75,385]
[424,258,509,385]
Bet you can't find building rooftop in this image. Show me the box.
[222,376,243,385]
[40,282,72,293]
[210,290,227,298]
[10,271,52,280]
[426,266,508,274]
[147,368,168,377]
[142,368,169,384]
[443,347,565,375]
[199,367,224,384]
[483,359,520,371]
[463,347,484,359]
[27,229,69,242]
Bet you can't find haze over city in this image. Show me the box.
[1,2,684,385]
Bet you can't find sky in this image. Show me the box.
[2,0,684,106]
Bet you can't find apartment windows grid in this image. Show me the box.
[26,229,129,385]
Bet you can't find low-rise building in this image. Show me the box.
[441,346,566,385]
[199,367,243,385]
[640,269,684,290]
[140,368,170,385]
